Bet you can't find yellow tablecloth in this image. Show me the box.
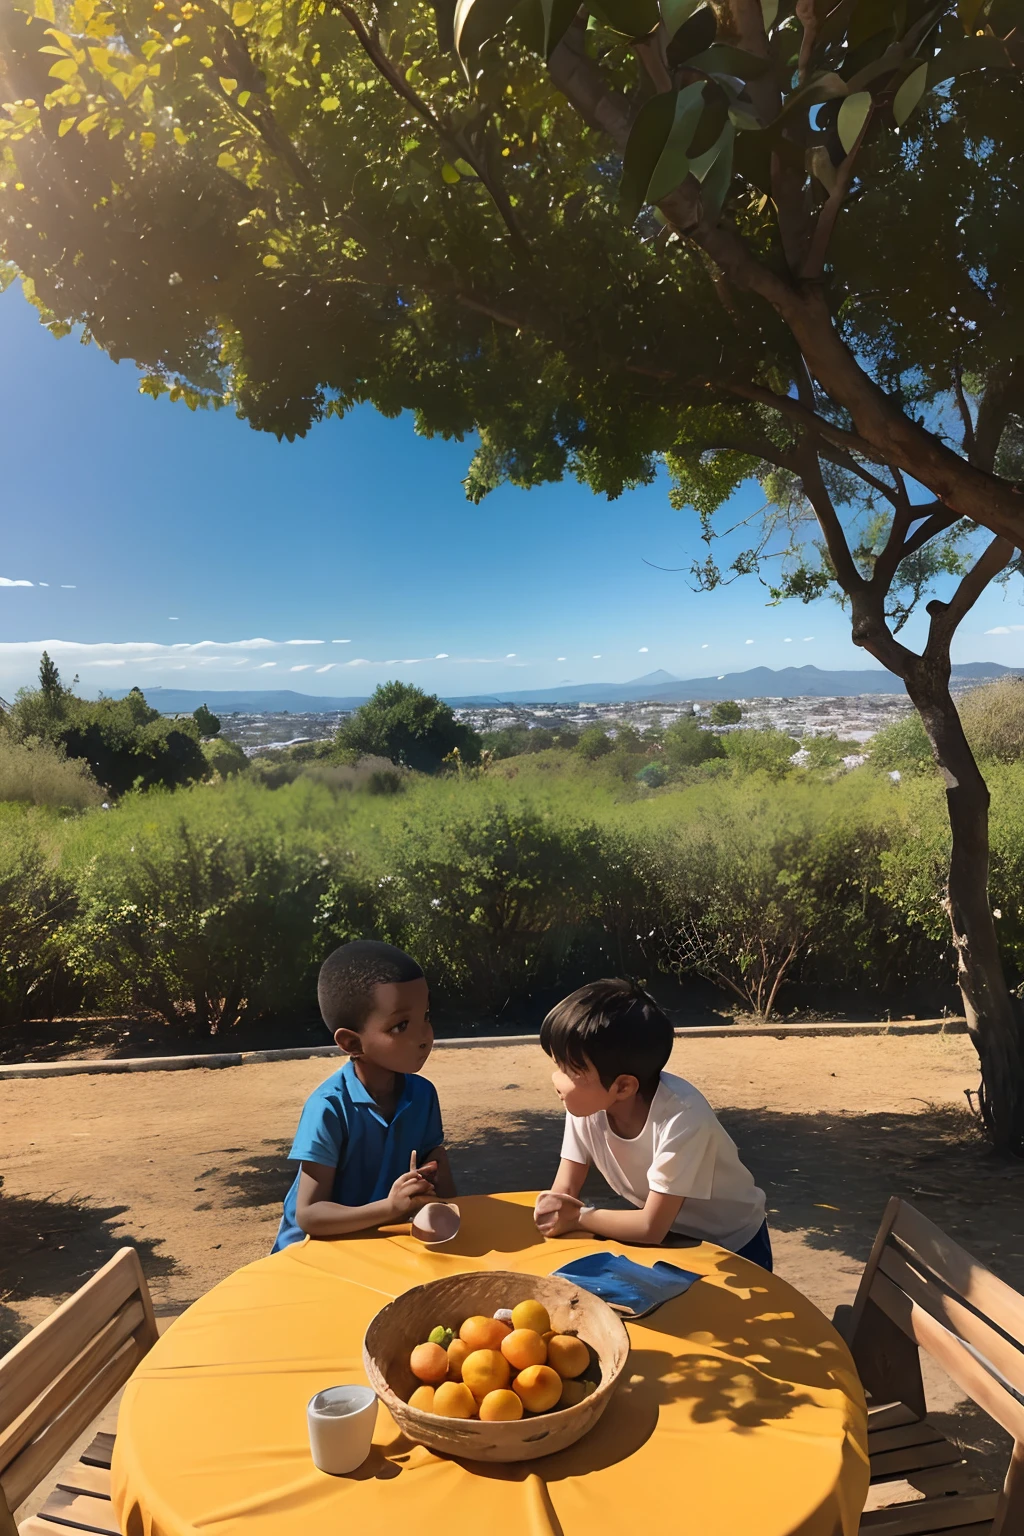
[112,1193,868,1536]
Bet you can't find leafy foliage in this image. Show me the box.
[335,682,482,772]
[710,699,742,725]
[2,661,208,795]
[958,677,1024,764]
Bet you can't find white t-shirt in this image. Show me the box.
[560,1071,766,1250]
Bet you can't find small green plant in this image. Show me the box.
[710,700,742,725]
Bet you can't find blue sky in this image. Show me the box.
[2,285,1022,699]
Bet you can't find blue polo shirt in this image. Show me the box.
[272,1062,444,1251]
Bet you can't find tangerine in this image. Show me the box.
[461,1347,511,1399]
[501,1328,547,1371]
[512,1364,562,1413]
[447,1338,471,1381]
[478,1389,524,1422]
[433,1381,478,1419]
[409,1384,436,1411]
[459,1315,512,1351]
[547,1334,590,1379]
[558,1378,596,1408]
[511,1299,550,1335]
[410,1341,450,1384]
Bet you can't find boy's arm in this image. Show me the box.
[294,1159,436,1237]
[577,1191,684,1245]
[552,1157,588,1198]
[424,1144,456,1198]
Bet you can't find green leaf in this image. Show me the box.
[837,90,871,154]
[667,4,716,62]
[892,62,927,126]
[441,161,461,182]
[686,42,770,79]
[658,0,702,39]
[57,115,77,136]
[237,89,251,107]
[928,35,1013,85]
[589,0,660,36]
[697,123,735,220]
[33,0,55,19]
[453,156,478,176]
[620,81,705,220]
[320,96,339,110]
[231,0,255,23]
[454,0,517,59]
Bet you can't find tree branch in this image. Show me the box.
[728,380,888,462]
[952,362,977,463]
[326,0,528,251]
[794,436,865,593]
[925,535,1016,658]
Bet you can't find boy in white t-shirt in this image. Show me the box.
[533,979,772,1269]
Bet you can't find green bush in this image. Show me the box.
[959,677,1024,763]
[576,726,613,761]
[335,682,481,772]
[371,787,613,1009]
[721,727,798,778]
[662,717,723,771]
[0,739,103,810]
[202,738,249,779]
[0,809,76,1030]
[59,781,370,1033]
[869,713,933,775]
[710,700,742,725]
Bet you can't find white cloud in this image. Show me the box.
[986,624,1024,634]
[506,653,517,658]
[91,659,126,667]
[290,664,315,672]
[315,664,334,673]
[803,636,814,641]
[638,647,649,653]
[784,637,792,642]
[61,585,76,589]
[39,583,49,588]
[592,654,602,660]
[333,639,352,644]
[718,675,725,680]
[701,643,709,649]
[745,639,754,645]
[0,577,33,587]
[285,639,324,645]
[168,616,179,621]
[557,656,566,661]
[257,661,276,668]
[435,653,449,659]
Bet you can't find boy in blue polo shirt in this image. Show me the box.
[273,940,455,1250]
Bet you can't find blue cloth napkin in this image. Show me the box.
[553,1252,702,1319]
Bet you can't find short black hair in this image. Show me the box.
[540,979,673,1099]
[318,940,424,1034]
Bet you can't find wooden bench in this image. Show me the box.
[0,1248,158,1536]
[836,1197,1024,1535]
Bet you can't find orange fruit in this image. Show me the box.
[447,1338,471,1381]
[459,1315,512,1351]
[501,1328,547,1371]
[410,1341,449,1384]
[433,1381,477,1419]
[461,1348,511,1400]
[547,1334,590,1379]
[409,1384,436,1411]
[512,1363,562,1414]
[478,1388,523,1422]
[558,1378,596,1408]
[511,1299,550,1335]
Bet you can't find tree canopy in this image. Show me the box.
[3,658,209,794]
[335,680,482,770]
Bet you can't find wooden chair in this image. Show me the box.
[837,1197,1024,1535]
[0,1247,158,1536]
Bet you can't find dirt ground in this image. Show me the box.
[4,1030,1023,1499]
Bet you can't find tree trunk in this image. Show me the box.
[903,662,1024,1155]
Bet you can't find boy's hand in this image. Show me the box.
[387,1161,438,1220]
[534,1190,585,1237]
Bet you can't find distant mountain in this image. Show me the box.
[118,662,1018,715]
[448,662,1017,705]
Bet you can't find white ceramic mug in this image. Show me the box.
[307,1385,378,1475]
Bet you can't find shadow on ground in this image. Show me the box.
[215,1138,295,1210]
[718,1103,1024,1287]
[0,1183,176,1354]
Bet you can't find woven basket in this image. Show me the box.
[363,1269,629,1462]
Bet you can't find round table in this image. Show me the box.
[111,1194,868,1536]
